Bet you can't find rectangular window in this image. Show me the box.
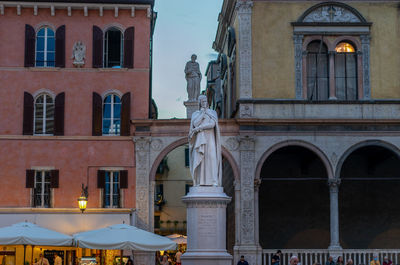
[104,171,120,208]
[185,147,189,167]
[33,171,51,207]
[185,184,192,195]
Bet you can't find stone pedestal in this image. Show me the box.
[183,100,199,119]
[181,186,233,265]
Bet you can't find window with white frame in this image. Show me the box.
[104,171,120,208]
[104,27,123,68]
[33,170,51,208]
[34,94,54,135]
[35,27,55,67]
[102,94,121,135]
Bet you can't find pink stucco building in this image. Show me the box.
[0,0,155,262]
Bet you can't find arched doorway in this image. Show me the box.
[150,139,239,254]
[258,145,330,249]
[338,143,400,248]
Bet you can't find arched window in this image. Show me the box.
[104,27,123,68]
[103,94,121,135]
[36,27,55,67]
[34,94,54,135]
[335,42,357,100]
[307,41,329,100]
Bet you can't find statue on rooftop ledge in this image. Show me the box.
[188,95,222,187]
[184,54,202,101]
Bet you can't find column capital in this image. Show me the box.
[239,136,255,151]
[133,136,151,151]
[360,34,371,44]
[235,0,253,13]
[293,34,304,44]
[328,178,341,192]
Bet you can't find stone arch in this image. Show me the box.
[101,89,123,99]
[149,137,240,184]
[333,36,361,51]
[255,140,334,181]
[34,22,56,33]
[297,2,367,23]
[33,88,56,99]
[335,140,400,179]
[103,23,126,33]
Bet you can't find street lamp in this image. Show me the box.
[78,184,88,213]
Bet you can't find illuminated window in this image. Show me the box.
[102,94,121,135]
[335,42,357,100]
[335,42,355,53]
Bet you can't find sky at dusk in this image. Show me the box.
[152,0,223,119]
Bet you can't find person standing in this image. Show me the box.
[175,249,183,265]
[237,255,249,265]
[160,255,169,265]
[326,256,335,265]
[54,253,62,265]
[383,256,392,265]
[272,250,282,265]
[346,259,354,265]
[370,255,381,265]
[336,256,344,265]
[35,254,49,265]
[290,256,299,265]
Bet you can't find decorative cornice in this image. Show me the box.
[0,1,151,17]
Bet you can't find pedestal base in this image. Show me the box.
[181,186,233,265]
[183,100,199,119]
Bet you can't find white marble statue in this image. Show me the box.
[72,41,86,67]
[184,54,202,101]
[188,95,222,186]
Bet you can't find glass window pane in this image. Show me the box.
[112,195,119,207]
[37,28,45,37]
[36,95,44,104]
[104,195,110,207]
[47,52,55,63]
[105,171,110,183]
[102,119,111,135]
[45,119,54,134]
[35,171,42,182]
[46,103,54,119]
[104,95,112,103]
[44,171,51,182]
[35,119,43,134]
[47,37,55,52]
[36,51,44,64]
[114,95,121,104]
[113,119,120,135]
[113,171,119,183]
[35,104,43,118]
[113,103,121,119]
[103,103,111,118]
[45,96,53,104]
[47,28,55,37]
[46,61,55,67]
[36,37,45,51]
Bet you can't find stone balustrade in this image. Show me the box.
[262,249,400,265]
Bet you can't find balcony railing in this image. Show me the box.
[262,249,400,265]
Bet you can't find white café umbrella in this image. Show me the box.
[0,222,73,263]
[73,224,177,251]
[165,234,187,245]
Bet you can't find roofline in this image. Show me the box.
[0,0,154,6]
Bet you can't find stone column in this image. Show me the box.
[236,0,254,118]
[328,178,342,251]
[234,136,261,265]
[293,34,304,99]
[183,101,199,119]
[328,51,337,100]
[360,35,371,100]
[133,136,154,265]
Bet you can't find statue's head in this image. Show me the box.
[198,95,208,109]
[191,54,197,62]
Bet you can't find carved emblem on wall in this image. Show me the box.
[150,139,163,151]
[71,41,86,67]
[225,137,239,151]
[303,5,361,23]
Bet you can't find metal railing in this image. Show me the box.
[262,249,400,265]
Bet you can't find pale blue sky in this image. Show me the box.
[152,0,223,119]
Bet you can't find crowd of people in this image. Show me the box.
[155,249,183,265]
[269,250,395,265]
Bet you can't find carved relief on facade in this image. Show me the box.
[71,41,86,67]
[303,5,361,23]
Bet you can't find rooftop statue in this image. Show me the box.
[184,54,202,102]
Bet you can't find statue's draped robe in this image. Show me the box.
[189,109,222,186]
[184,62,201,101]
